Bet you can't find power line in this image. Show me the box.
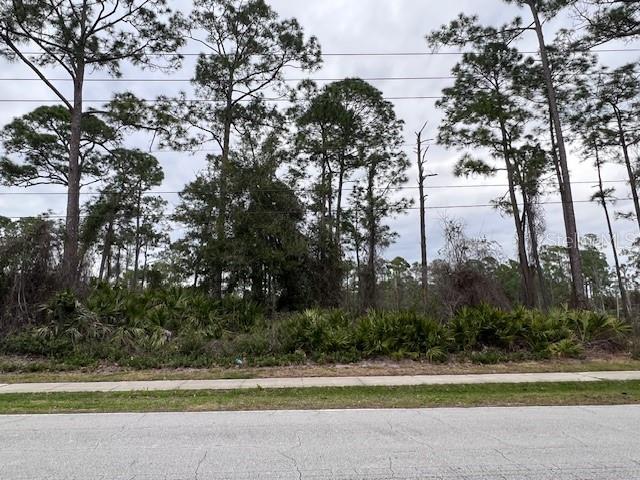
[13,48,640,57]
[3,144,424,156]
[149,144,417,152]
[0,71,626,83]
[0,179,630,197]
[0,96,443,103]
[0,76,458,83]
[2,196,634,220]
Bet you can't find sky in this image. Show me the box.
[1,0,639,265]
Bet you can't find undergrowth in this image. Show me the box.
[0,287,632,370]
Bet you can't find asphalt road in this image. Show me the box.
[2,406,639,479]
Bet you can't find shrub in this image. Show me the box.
[0,285,633,369]
[277,309,355,356]
[425,346,448,363]
[450,304,521,351]
[548,339,585,358]
[468,349,509,365]
[356,311,447,357]
[564,310,630,347]
[520,308,573,353]
[227,331,272,357]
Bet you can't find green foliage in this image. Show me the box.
[448,304,630,358]
[564,310,631,347]
[575,1,640,45]
[548,339,585,359]
[0,107,116,188]
[0,287,633,369]
[0,216,62,330]
[278,309,355,356]
[450,304,521,351]
[520,308,573,353]
[356,311,448,357]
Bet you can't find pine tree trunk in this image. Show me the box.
[511,153,549,309]
[595,146,631,319]
[614,109,640,233]
[335,164,345,247]
[354,206,362,309]
[523,196,550,310]
[132,187,142,290]
[499,121,535,307]
[363,165,377,310]
[528,1,586,308]
[62,65,85,289]
[142,244,149,289]
[251,264,265,304]
[332,163,346,305]
[114,247,122,283]
[417,132,429,311]
[214,84,234,299]
[99,219,114,283]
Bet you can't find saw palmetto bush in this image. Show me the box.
[518,308,571,351]
[449,304,632,359]
[355,311,449,358]
[449,304,523,352]
[563,310,631,348]
[0,287,633,368]
[277,309,356,357]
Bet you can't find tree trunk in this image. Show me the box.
[106,246,113,282]
[114,247,122,283]
[331,162,345,305]
[511,150,549,309]
[614,109,640,233]
[523,195,550,310]
[99,219,114,283]
[363,165,377,310]
[213,83,234,299]
[62,65,85,289]
[142,244,149,289]
[528,1,586,308]
[353,206,362,309]
[319,158,328,256]
[499,121,535,307]
[334,163,345,247]
[393,274,400,310]
[595,145,631,319]
[417,131,429,311]
[251,264,265,304]
[132,186,142,290]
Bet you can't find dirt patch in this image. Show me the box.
[1,353,639,383]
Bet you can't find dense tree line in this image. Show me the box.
[0,0,640,336]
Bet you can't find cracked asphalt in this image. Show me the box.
[1,406,639,479]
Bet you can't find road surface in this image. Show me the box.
[2,406,639,479]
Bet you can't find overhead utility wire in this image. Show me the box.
[2,197,634,220]
[0,71,626,82]
[0,96,443,103]
[13,48,640,57]
[0,179,630,196]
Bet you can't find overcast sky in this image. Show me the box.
[1,0,639,264]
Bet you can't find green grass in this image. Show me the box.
[1,381,639,414]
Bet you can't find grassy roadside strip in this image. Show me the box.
[1,381,639,414]
[2,358,640,384]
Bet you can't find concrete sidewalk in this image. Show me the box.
[1,370,639,394]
